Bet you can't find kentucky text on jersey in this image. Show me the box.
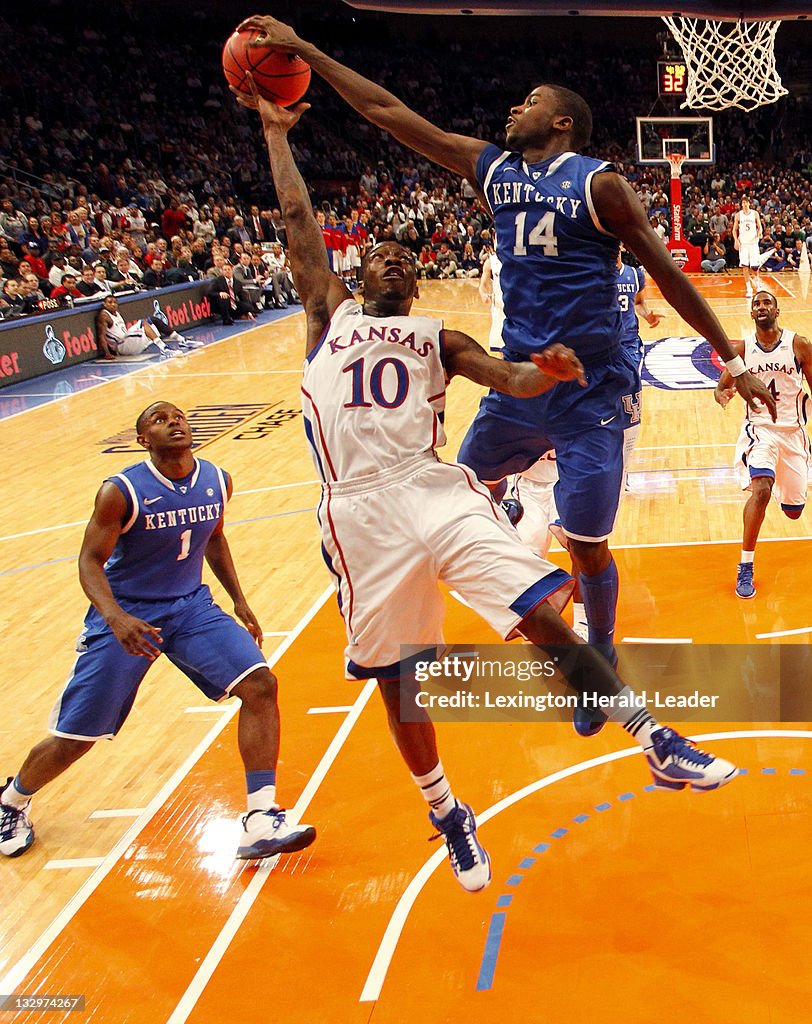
[328,324,434,357]
[144,504,222,529]
[105,458,229,599]
[477,145,621,361]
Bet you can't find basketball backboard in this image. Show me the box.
[636,116,714,165]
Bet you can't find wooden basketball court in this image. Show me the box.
[2,273,811,1022]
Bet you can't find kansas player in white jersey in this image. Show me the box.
[733,197,764,298]
[246,20,774,689]
[478,248,504,351]
[715,291,812,598]
[233,77,739,894]
[0,402,314,860]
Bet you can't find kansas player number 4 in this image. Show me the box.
[513,211,559,257]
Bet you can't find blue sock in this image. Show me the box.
[246,769,277,813]
[13,774,35,797]
[579,558,619,653]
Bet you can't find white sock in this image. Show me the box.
[247,784,277,814]
[2,777,32,810]
[740,550,755,564]
[604,686,660,748]
[572,602,587,629]
[411,761,456,820]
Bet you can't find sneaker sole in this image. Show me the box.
[236,825,316,860]
[650,766,739,792]
[0,832,35,857]
[736,589,756,599]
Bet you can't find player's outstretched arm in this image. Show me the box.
[443,331,585,397]
[233,77,348,349]
[592,172,776,421]
[78,483,163,660]
[204,474,263,645]
[238,15,485,181]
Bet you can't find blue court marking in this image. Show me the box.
[475,769,808,992]
[476,913,506,991]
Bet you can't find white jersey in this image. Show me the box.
[105,310,129,345]
[744,327,808,428]
[737,209,759,245]
[301,298,447,482]
[488,253,505,350]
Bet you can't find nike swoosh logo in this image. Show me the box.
[144,497,163,505]
[599,415,617,426]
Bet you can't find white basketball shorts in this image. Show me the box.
[739,242,762,269]
[317,453,574,678]
[735,422,811,510]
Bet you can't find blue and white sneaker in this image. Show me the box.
[645,728,738,792]
[736,562,756,599]
[236,807,316,860]
[501,498,524,527]
[429,800,491,892]
[0,778,35,857]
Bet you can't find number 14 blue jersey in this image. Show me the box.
[477,144,621,362]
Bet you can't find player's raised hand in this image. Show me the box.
[734,369,777,420]
[107,611,163,661]
[234,600,263,647]
[237,15,302,52]
[231,73,310,133]
[531,344,586,387]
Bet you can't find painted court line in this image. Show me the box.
[0,586,334,999]
[307,705,355,715]
[88,809,145,820]
[622,637,692,644]
[756,626,812,639]
[359,729,812,1003]
[165,678,378,1024]
[184,706,231,714]
[44,858,105,871]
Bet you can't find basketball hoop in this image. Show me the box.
[665,153,686,180]
[662,16,788,112]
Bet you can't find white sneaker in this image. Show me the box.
[236,807,316,860]
[160,347,183,359]
[572,620,590,642]
[429,800,491,892]
[645,728,738,792]
[0,780,35,857]
[167,331,184,342]
[178,338,204,349]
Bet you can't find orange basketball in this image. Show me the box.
[222,28,311,107]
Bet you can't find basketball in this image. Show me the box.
[222,29,311,107]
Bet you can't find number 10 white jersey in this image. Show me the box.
[301,298,448,482]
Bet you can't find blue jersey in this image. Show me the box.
[105,458,228,600]
[477,145,621,362]
[616,263,646,358]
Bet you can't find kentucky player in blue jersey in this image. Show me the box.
[238,16,775,704]
[0,402,315,860]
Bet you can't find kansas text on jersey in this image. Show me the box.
[301,298,447,481]
[744,327,809,428]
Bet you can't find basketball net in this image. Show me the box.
[665,153,686,181]
[662,16,788,112]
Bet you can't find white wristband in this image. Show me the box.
[725,355,746,377]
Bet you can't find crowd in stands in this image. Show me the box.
[2,2,812,322]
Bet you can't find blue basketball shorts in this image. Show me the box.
[48,585,267,741]
[457,349,641,542]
